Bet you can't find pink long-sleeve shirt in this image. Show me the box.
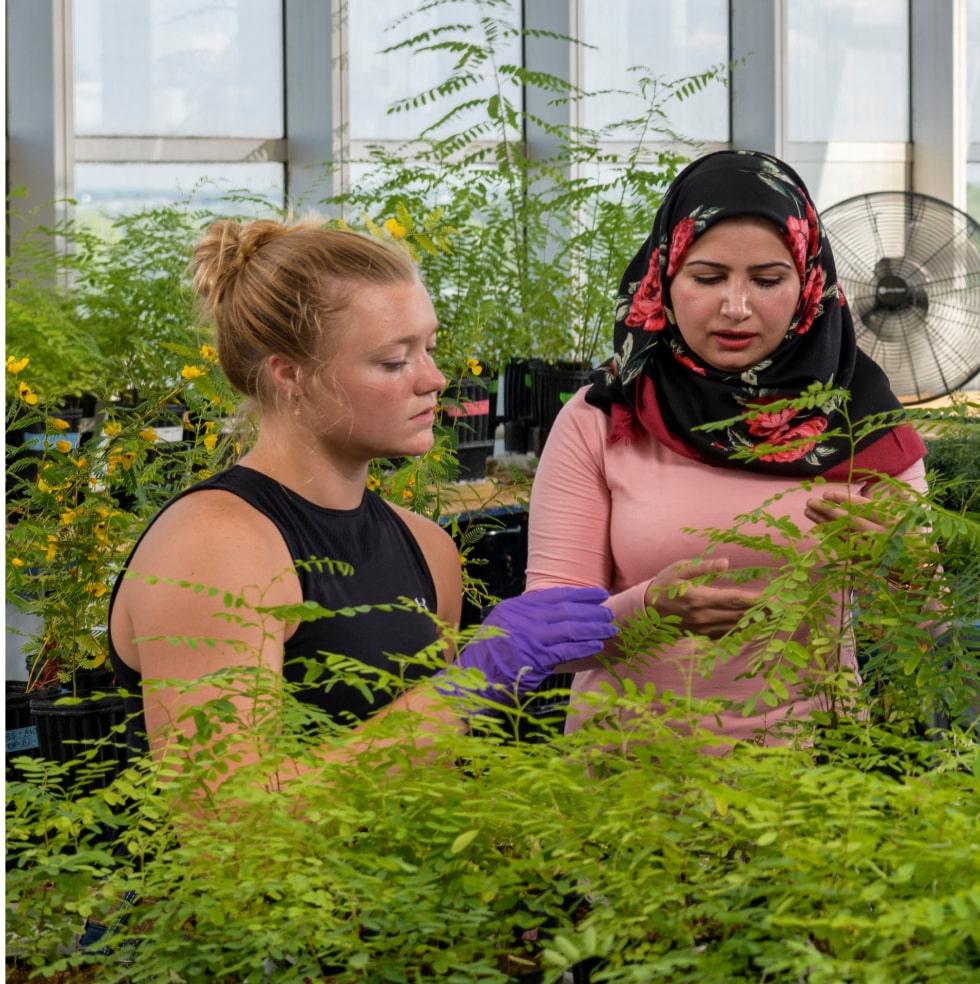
[526,388,927,750]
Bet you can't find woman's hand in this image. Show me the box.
[644,558,763,638]
[804,488,893,536]
[805,488,938,588]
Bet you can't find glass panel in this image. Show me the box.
[580,0,729,141]
[786,0,908,142]
[969,0,980,146]
[348,0,522,141]
[74,163,284,229]
[968,163,980,226]
[74,0,283,137]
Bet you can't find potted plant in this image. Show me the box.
[5,350,238,791]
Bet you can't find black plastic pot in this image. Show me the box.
[5,681,59,783]
[445,378,494,481]
[529,360,592,454]
[502,359,534,453]
[29,691,128,793]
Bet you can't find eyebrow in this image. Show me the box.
[684,258,795,271]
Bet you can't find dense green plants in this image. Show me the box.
[5,190,220,407]
[6,623,978,981]
[7,400,979,982]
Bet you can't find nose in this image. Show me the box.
[721,280,751,322]
[420,357,446,395]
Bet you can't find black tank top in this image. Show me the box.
[109,466,440,753]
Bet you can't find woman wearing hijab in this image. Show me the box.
[525,149,928,748]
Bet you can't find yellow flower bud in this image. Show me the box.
[384,217,407,239]
[181,365,206,380]
[6,355,29,374]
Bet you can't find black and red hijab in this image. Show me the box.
[586,150,925,480]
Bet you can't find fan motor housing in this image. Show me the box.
[875,273,913,309]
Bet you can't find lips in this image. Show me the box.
[713,332,755,350]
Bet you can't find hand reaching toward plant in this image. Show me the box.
[434,585,617,709]
[805,487,939,588]
[803,488,896,535]
[644,557,764,639]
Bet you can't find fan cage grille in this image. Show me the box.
[822,191,980,404]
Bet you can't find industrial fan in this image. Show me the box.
[821,191,980,404]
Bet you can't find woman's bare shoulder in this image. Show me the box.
[125,488,294,590]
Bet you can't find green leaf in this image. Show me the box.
[449,829,479,855]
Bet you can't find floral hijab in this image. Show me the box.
[586,150,926,479]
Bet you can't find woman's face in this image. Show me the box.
[669,216,802,372]
[309,278,446,462]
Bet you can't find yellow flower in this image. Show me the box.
[103,422,123,439]
[466,358,483,377]
[86,582,108,598]
[6,355,29,374]
[401,488,413,500]
[50,417,70,431]
[181,365,206,381]
[203,433,218,451]
[18,381,38,405]
[138,428,159,443]
[200,344,219,363]
[11,557,24,568]
[366,475,381,491]
[45,536,58,561]
[384,218,407,239]
[54,439,73,454]
[60,509,76,525]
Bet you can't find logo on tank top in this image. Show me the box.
[414,597,429,611]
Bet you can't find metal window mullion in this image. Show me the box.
[73,136,288,164]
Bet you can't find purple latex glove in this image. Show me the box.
[434,585,616,708]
